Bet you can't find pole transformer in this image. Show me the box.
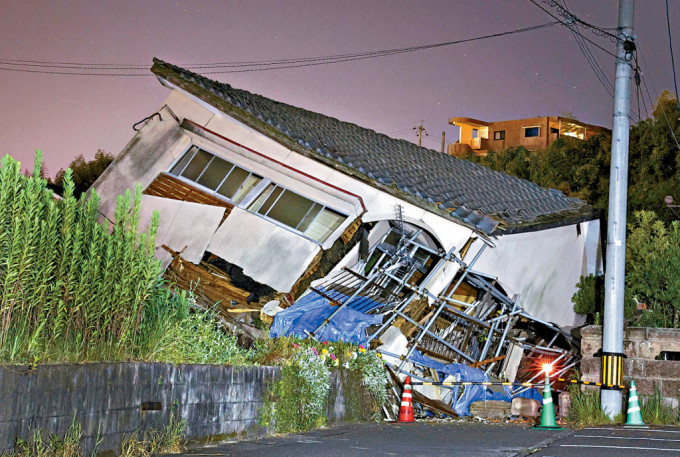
[601,0,634,418]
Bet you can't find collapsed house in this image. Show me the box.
[93,58,602,416]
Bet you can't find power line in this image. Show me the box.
[540,0,619,42]
[528,0,621,61]
[0,22,559,76]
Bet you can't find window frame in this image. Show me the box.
[523,126,541,138]
[493,130,506,141]
[167,144,348,244]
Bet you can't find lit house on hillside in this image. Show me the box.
[448,116,610,157]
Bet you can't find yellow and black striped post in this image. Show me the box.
[601,352,624,390]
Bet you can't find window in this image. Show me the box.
[169,146,347,243]
[249,184,345,242]
[493,130,505,140]
[524,126,540,138]
[170,146,262,204]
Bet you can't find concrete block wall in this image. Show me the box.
[581,325,680,405]
[0,363,359,455]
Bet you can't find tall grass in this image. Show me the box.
[567,386,615,426]
[642,385,679,425]
[0,152,250,365]
[0,152,166,362]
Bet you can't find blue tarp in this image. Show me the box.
[269,290,383,345]
[408,349,542,416]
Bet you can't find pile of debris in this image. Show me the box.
[270,219,580,418]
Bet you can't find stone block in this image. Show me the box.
[639,340,662,359]
[627,377,657,396]
[470,400,512,419]
[644,361,680,378]
[579,356,600,376]
[558,391,571,418]
[626,358,646,377]
[580,325,602,338]
[625,327,648,340]
[580,338,601,358]
[661,379,680,399]
[511,397,541,417]
[623,340,638,358]
[648,327,680,341]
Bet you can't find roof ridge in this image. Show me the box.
[151,58,597,235]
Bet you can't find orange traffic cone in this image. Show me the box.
[397,376,414,423]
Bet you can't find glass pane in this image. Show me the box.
[197,156,234,190]
[248,184,276,213]
[524,127,539,138]
[305,208,345,241]
[181,148,212,181]
[296,203,322,232]
[257,186,283,215]
[231,174,262,204]
[267,190,315,228]
[170,146,198,176]
[216,166,249,199]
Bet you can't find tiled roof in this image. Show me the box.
[151,58,598,235]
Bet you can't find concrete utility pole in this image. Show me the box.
[413,121,428,147]
[601,0,634,418]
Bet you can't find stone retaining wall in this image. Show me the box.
[581,325,680,405]
[0,363,364,455]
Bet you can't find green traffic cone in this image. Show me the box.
[533,374,564,430]
[624,380,648,429]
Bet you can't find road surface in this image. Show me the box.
[173,422,680,457]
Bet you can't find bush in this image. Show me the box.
[573,211,680,327]
[261,348,331,432]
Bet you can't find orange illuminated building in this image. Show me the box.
[448,116,610,157]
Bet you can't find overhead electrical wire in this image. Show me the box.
[528,0,622,61]
[0,21,558,76]
[559,0,614,96]
[541,0,618,42]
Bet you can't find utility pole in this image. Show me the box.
[441,131,446,153]
[413,121,428,147]
[601,0,634,418]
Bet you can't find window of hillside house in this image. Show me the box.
[524,126,540,138]
[248,185,345,242]
[493,130,505,140]
[472,129,479,139]
[169,146,262,204]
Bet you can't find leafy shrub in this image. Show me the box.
[261,348,331,432]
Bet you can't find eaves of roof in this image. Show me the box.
[151,58,598,236]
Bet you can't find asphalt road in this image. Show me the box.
[535,426,680,456]
[174,422,680,457]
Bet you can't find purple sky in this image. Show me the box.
[0,1,678,177]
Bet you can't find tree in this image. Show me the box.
[54,149,114,198]
[465,91,680,224]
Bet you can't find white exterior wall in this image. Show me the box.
[93,87,473,292]
[470,219,603,328]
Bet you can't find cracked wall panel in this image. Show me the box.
[471,221,598,328]
[207,208,321,292]
[139,195,225,267]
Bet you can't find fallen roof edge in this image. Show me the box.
[491,207,601,236]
